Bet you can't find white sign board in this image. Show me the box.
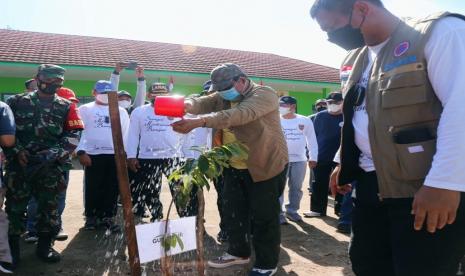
[136,216,197,264]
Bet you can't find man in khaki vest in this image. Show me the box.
[172,63,288,276]
[310,0,465,275]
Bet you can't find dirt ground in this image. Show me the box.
[12,167,354,276]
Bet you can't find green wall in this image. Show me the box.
[289,91,325,116]
[0,76,204,98]
[0,76,331,115]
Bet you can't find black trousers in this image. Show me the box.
[84,154,119,219]
[128,158,198,220]
[213,175,226,232]
[223,165,287,269]
[310,161,337,215]
[350,171,465,276]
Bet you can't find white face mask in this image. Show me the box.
[96,94,109,104]
[119,100,131,109]
[279,107,291,116]
[327,103,342,113]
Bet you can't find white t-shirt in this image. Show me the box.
[280,114,318,162]
[126,104,189,159]
[349,17,465,192]
[352,39,389,172]
[76,101,130,155]
[183,127,212,159]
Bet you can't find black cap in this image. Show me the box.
[279,96,297,105]
[149,82,168,93]
[326,92,343,102]
[25,79,36,89]
[118,90,132,98]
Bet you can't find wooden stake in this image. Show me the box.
[108,91,142,276]
[196,189,206,276]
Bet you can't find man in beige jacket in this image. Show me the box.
[172,63,288,276]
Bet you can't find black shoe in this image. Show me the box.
[0,262,13,274]
[55,229,68,241]
[100,218,121,233]
[336,224,351,234]
[84,217,97,230]
[36,234,61,263]
[8,235,20,270]
[24,231,39,243]
[216,230,229,243]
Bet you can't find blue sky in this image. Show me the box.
[1,0,464,68]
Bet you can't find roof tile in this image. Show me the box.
[0,29,340,83]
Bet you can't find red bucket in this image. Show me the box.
[154,96,185,117]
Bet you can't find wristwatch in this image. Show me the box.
[76,150,86,156]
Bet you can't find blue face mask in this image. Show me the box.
[219,87,241,101]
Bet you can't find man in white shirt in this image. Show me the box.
[76,80,129,232]
[311,0,465,275]
[126,83,195,221]
[278,96,318,224]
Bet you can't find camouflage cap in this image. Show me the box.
[37,64,66,79]
[209,63,247,92]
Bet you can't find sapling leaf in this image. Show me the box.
[175,234,184,250]
[198,155,209,173]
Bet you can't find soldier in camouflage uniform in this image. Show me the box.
[4,64,82,268]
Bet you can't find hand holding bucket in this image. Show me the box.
[154,96,185,117]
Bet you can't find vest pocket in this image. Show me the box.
[380,70,428,109]
[382,84,428,109]
[394,138,436,181]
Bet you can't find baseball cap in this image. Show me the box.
[279,96,297,105]
[25,79,36,89]
[315,99,327,106]
[57,87,79,103]
[37,64,66,79]
[149,82,168,94]
[94,80,114,94]
[118,90,132,98]
[326,92,343,102]
[209,63,247,92]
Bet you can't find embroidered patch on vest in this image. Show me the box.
[340,65,353,82]
[384,55,417,72]
[394,41,410,57]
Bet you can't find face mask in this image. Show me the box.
[38,80,62,95]
[316,106,327,112]
[119,100,131,109]
[327,103,342,113]
[279,107,291,116]
[327,9,366,50]
[96,94,109,104]
[219,87,241,101]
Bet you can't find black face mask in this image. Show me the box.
[38,80,62,95]
[327,9,366,50]
[316,106,327,112]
